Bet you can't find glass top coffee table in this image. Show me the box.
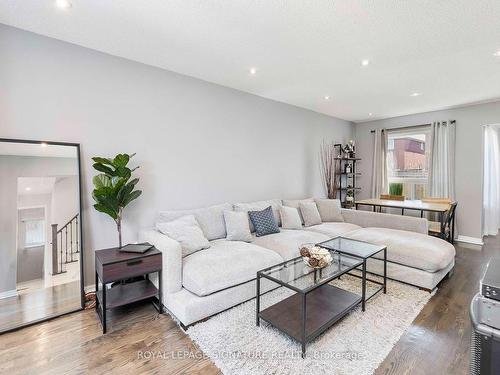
[256,250,364,357]
[317,236,387,311]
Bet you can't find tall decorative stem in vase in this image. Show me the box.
[320,140,338,199]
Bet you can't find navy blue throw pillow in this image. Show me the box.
[248,206,280,237]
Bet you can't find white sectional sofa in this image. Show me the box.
[139,199,456,328]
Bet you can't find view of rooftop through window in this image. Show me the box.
[386,128,430,199]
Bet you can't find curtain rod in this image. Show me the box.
[369,120,455,133]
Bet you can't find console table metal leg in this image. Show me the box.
[102,282,107,334]
[383,248,387,294]
[301,293,307,358]
[361,260,366,312]
[256,273,260,326]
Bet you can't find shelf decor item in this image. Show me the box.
[92,153,142,248]
[300,243,333,269]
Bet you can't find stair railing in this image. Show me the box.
[51,214,79,275]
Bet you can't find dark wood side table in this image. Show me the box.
[95,245,162,333]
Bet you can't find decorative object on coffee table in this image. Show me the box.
[299,243,333,269]
[91,153,142,248]
[95,244,162,333]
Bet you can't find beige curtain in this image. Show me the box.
[371,129,388,198]
[427,121,456,199]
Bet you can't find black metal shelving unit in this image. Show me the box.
[333,144,361,208]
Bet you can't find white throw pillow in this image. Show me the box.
[279,206,303,230]
[299,202,322,227]
[282,197,314,224]
[315,199,344,222]
[223,210,253,242]
[156,215,210,257]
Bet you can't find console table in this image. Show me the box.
[95,245,162,333]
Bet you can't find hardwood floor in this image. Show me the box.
[0,236,497,375]
[0,280,81,333]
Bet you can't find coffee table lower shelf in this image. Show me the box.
[258,284,361,355]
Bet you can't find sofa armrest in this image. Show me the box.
[341,209,428,234]
[139,228,183,293]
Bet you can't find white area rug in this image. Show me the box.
[187,276,433,375]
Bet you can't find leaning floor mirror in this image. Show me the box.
[0,139,84,333]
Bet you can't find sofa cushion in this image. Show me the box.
[252,229,330,261]
[248,206,280,237]
[305,222,361,237]
[279,206,303,230]
[223,210,252,242]
[282,198,314,224]
[299,202,322,227]
[234,199,283,230]
[156,215,210,257]
[182,239,283,297]
[158,203,232,241]
[315,199,344,222]
[344,227,456,272]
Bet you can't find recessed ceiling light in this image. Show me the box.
[368,112,373,116]
[361,59,370,66]
[249,67,257,75]
[55,0,72,9]
[40,142,48,147]
[25,187,31,191]
[410,92,422,97]
[324,95,331,101]
[494,50,500,57]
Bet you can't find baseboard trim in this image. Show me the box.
[0,289,18,299]
[456,235,484,246]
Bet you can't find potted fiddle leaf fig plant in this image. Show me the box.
[92,153,142,248]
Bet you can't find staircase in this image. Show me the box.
[51,214,80,275]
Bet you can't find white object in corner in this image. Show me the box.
[0,289,18,300]
[456,235,484,246]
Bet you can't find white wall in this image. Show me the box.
[0,24,354,285]
[355,100,500,241]
[51,176,79,230]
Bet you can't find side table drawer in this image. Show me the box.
[101,254,162,283]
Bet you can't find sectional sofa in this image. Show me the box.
[139,199,456,328]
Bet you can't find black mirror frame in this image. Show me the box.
[0,137,85,333]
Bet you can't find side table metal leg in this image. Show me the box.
[158,270,163,313]
[95,272,99,313]
[362,260,366,312]
[102,283,107,334]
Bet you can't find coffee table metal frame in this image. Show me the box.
[317,236,387,311]
[256,251,364,357]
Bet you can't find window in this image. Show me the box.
[25,219,45,247]
[386,127,431,199]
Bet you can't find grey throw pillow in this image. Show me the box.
[279,206,303,230]
[156,215,210,257]
[223,210,252,242]
[248,206,280,237]
[315,199,344,222]
[299,202,322,227]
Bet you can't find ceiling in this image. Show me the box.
[18,177,56,195]
[1,0,500,122]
